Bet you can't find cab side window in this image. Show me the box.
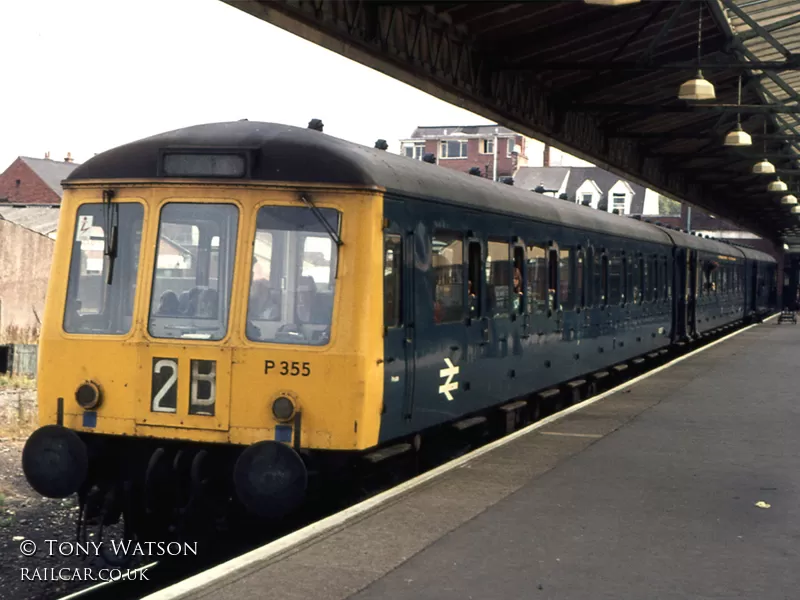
[384,234,402,328]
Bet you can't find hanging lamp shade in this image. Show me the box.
[791,205,800,214]
[752,158,775,174]
[723,123,752,147]
[768,177,788,192]
[781,194,798,205]
[679,70,715,101]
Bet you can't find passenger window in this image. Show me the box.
[594,251,607,306]
[513,246,525,314]
[608,252,621,305]
[631,257,641,304]
[653,257,660,302]
[432,232,464,323]
[643,258,651,302]
[488,240,511,316]
[384,234,402,328]
[621,256,628,305]
[526,244,547,314]
[548,248,559,311]
[149,203,239,341]
[576,250,585,308]
[664,257,671,301]
[468,241,482,318]
[697,260,704,297]
[703,261,715,295]
[559,248,572,310]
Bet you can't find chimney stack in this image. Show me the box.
[543,143,551,167]
[64,152,73,163]
[44,151,50,160]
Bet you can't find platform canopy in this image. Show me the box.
[224,0,800,246]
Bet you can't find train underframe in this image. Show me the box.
[21,427,335,565]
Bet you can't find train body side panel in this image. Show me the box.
[377,195,674,445]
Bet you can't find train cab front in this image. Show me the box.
[22,180,383,538]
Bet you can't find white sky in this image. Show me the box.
[0,0,504,170]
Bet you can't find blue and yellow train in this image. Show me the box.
[21,121,777,542]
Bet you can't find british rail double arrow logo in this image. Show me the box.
[439,358,459,401]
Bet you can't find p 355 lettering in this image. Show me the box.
[265,360,311,376]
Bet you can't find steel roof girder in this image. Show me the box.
[721,0,792,58]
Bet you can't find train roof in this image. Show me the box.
[654,226,746,258]
[66,121,773,262]
[733,244,776,263]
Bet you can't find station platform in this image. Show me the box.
[148,315,800,600]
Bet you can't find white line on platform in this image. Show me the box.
[140,315,776,600]
[538,431,604,438]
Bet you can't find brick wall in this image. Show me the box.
[0,221,54,339]
[426,136,523,178]
[0,159,60,204]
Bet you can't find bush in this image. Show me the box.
[0,325,40,345]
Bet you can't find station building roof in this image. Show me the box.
[224,0,800,247]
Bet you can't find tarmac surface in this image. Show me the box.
[148,317,799,600]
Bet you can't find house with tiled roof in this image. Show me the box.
[514,166,655,215]
[0,154,79,338]
[0,154,79,205]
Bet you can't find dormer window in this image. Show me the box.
[612,192,626,214]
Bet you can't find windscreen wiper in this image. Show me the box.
[102,189,119,285]
[298,192,342,247]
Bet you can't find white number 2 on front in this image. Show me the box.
[152,359,178,412]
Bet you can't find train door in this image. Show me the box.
[382,199,416,425]
[687,249,698,337]
[405,213,472,428]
